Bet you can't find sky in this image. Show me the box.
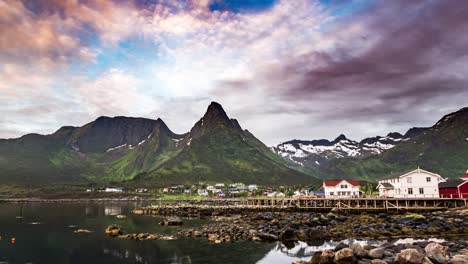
[1,0,468,145]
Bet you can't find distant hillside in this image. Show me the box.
[273,107,468,180]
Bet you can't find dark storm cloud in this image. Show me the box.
[256,0,468,122]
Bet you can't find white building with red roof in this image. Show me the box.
[377,168,445,198]
[323,180,361,198]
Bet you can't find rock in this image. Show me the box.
[320,250,335,264]
[147,234,158,240]
[402,227,413,234]
[116,214,127,219]
[137,233,148,240]
[256,232,278,241]
[160,216,183,226]
[105,224,123,237]
[450,255,468,264]
[251,236,261,241]
[395,249,425,264]
[369,248,385,259]
[133,209,144,215]
[350,244,367,259]
[73,229,92,234]
[371,260,387,264]
[297,228,324,241]
[335,242,349,251]
[424,243,449,264]
[334,248,355,264]
[280,228,298,241]
[208,234,218,242]
[292,261,310,264]
[423,257,434,264]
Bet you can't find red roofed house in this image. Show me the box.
[323,180,361,198]
[439,170,468,198]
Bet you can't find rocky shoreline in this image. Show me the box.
[123,207,468,263]
[172,209,468,243]
[291,240,468,264]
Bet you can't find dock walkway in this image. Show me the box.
[245,197,468,211]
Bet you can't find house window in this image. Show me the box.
[397,179,399,183]
[407,177,412,183]
[330,192,334,196]
[340,184,348,189]
[408,188,413,195]
[419,188,424,194]
[426,177,431,182]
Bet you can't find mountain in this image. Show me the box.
[272,132,414,168]
[137,102,313,185]
[274,107,468,180]
[0,102,315,187]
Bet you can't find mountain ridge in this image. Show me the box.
[273,107,468,180]
[0,102,315,186]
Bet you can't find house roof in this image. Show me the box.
[460,170,468,179]
[380,168,442,180]
[378,182,394,189]
[439,180,467,188]
[324,180,360,187]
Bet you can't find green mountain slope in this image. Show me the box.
[0,102,316,186]
[140,102,314,185]
[316,107,468,180]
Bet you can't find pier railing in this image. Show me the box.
[245,197,467,211]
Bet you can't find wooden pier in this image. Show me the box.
[245,197,468,211]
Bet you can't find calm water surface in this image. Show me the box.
[0,202,372,264]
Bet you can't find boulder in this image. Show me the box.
[334,248,355,264]
[335,242,349,251]
[424,243,449,264]
[159,216,183,226]
[280,228,298,241]
[116,214,127,219]
[255,232,278,241]
[133,209,144,215]
[319,250,335,264]
[423,257,434,264]
[105,224,123,237]
[350,244,367,259]
[146,234,158,240]
[395,249,425,264]
[450,255,468,264]
[371,260,388,264]
[368,248,385,259]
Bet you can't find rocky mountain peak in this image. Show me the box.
[203,101,229,121]
[387,132,403,138]
[333,134,348,142]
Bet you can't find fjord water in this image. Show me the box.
[0,202,313,264]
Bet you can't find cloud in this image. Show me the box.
[216,0,468,143]
[1,0,468,146]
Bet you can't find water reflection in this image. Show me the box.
[104,205,122,216]
[0,203,394,264]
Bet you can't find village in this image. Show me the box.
[94,168,468,200]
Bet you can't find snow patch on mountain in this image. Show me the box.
[106,144,127,152]
[273,133,407,165]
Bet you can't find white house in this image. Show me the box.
[247,184,258,192]
[323,180,361,197]
[197,189,208,196]
[377,168,446,198]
